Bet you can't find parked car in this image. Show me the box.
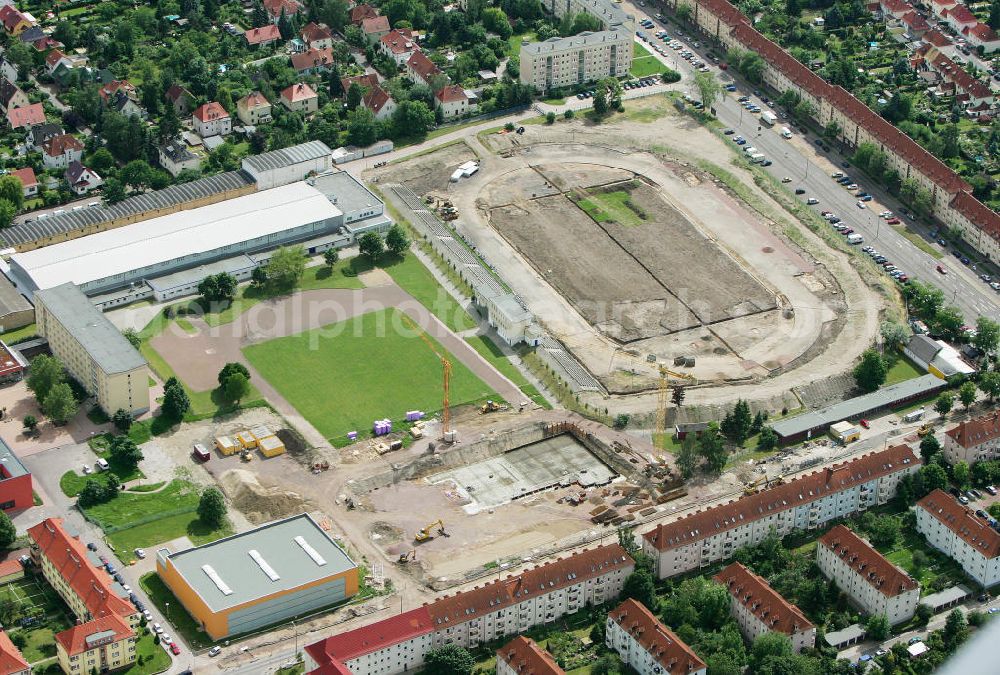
[987,485,998,495]
[87,542,97,552]
[134,548,146,559]
[795,188,806,195]
[171,644,181,655]
[937,265,948,274]
[209,646,222,657]
[859,419,870,429]
[806,197,819,205]
[153,623,163,634]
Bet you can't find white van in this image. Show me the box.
[744,146,757,155]
[749,153,765,163]
[846,233,863,245]
[781,127,792,139]
[95,458,110,471]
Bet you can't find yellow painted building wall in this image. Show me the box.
[57,634,136,674]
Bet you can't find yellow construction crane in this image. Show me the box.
[608,350,696,447]
[415,519,445,542]
[401,314,453,441]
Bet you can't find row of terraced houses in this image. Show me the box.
[665,0,1000,261]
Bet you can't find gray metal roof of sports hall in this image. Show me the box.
[242,140,331,174]
[160,513,357,612]
[0,171,253,247]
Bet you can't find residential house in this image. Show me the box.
[406,50,445,88]
[56,614,136,675]
[41,134,83,169]
[19,26,59,52]
[350,4,379,25]
[99,80,146,119]
[0,78,28,113]
[900,11,930,38]
[291,47,334,75]
[816,525,920,625]
[245,24,281,47]
[642,445,921,579]
[363,85,397,121]
[0,6,31,36]
[300,22,334,50]
[26,122,63,151]
[263,0,303,23]
[964,23,1000,53]
[714,562,816,653]
[435,84,472,119]
[192,102,231,138]
[341,73,380,95]
[942,409,1000,464]
[164,84,194,116]
[379,30,419,65]
[0,630,28,675]
[363,15,391,44]
[0,57,17,84]
[157,137,203,176]
[11,167,37,198]
[6,103,44,130]
[943,5,978,33]
[64,161,102,196]
[929,0,959,19]
[605,599,707,675]
[236,91,272,125]
[44,49,72,75]
[916,489,1000,587]
[879,0,913,19]
[496,636,564,675]
[280,83,318,114]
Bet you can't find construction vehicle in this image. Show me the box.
[480,400,502,414]
[398,550,416,563]
[240,447,253,462]
[609,351,696,447]
[917,424,933,437]
[415,519,446,542]
[401,314,454,443]
[743,474,784,496]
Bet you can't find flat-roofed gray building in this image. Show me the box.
[156,513,359,639]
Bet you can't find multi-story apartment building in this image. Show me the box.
[942,410,1000,464]
[519,0,634,91]
[816,525,920,625]
[305,544,634,675]
[642,445,920,579]
[0,630,29,675]
[714,562,815,653]
[916,489,1000,587]
[27,518,139,674]
[496,636,563,675]
[605,599,706,675]
[664,0,1000,262]
[34,283,150,415]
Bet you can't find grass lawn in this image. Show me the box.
[0,323,37,344]
[576,190,646,227]
[884,352,922,386]
[81,479,200,531]
[108,513,233,564]
[243,309,498,444]
[122,630,171,674]
[465,335,550,409]
[9,626,59,662]
[543,96,566,105]
[881,529,967,594]
[379,254,478,332]
[60,441,146,497]
[139,573,213,650]
[630,56,665,78]
[506,31,535,57]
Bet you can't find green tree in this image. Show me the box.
[0,200,15,229]
[0,511,15,548]
[943,608,969,650]
[693,70,720,107]
[198,272,238,305]
[359,231,384,260]
[757,426,778,451]
[223,372,251,405]
[959,381,978,409]
[22,415,37,433]
[109,435,143,471]
[919,463,948,495]
[622,567,658,610]
[122,328,141,351]
[698,423,728,474]
[590,655,623,675]
[979,371,1000,402]
[720,399,753,446]
[162,377,190,419]
[545,111,556,124]
[385,223,410,256]
[27,355,65,403]
[265,245,307,290]
[391,100,435,141]
[880,320,909,346]
[346,82,364,109]
[935,391,954,417]
[217,363,250,387]
[423,645,474,675]
[592,85,608,115]
[0,175,24,211]
[675,4,693,23]
[865,614,890,641]
[197,487,227,528]
[919,435,941,463]
[112,409,133,433]
[347,106,378,146]
[934,306,965,341]
[43,383,78,425]
[953,460,971,489]
[102,178,127,205]
[914,602,933,626]
[677,434,699,478]
[975,317,1000,354]
[866,515,901,547]
[750,632,792,671]
[853,349,887,392]
[324,248,339,268]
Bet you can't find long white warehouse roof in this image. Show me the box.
[12,182,342,290]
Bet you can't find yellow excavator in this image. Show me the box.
[414,519,446,542]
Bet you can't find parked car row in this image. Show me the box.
[862,246,909,283]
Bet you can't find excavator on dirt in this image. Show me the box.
[414,519,446,542]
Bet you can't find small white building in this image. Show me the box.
[379,30,418,65]
[192,102,231,138]
[916,489,1000,588]
[900,334,975,379]
[434,84,473,119]
[64,161,102,196]
[606,598,707,675]
[816,525,920,625]
[157,138,203,177]
[482,291,536,346]
[40,134,83,169]
[715,562,815,654]
[943,410,1000,464]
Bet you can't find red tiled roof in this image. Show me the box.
[7,103,45,129]
[929,50,994,100]
[291,47,334,72]
[45,49,66,68]
[305,607,434,665]
[945,5,976,24]
[945,410,1000,449]
[881,0,911,13]
[930,0,957,6]
[435,84,467,104]
[301,22,333,43]
[380,30,416,55]
[951,191,1000,238]
[0,6,27,33]
[902,11,929,30]
[407,50,442,83]
[608,599,706,675]
[341,74,379,94]
[10,167,36,189]
[41,133,83,157]
[362,15,390,34]
[714,562,814,636]
[923,29,953,47]
[240,91,270,109]
[644,445,919,552]
[54,614,133,657]
[263,0,302,18]
[282,83,317,103]
[818,525,918,597]
[497,636,564,675]
[503,544,633,608]
[193,101,229,122]
[0,631,27,675]
[967,23,1000,43]
[917,489,1000,558]
[165,84,191,103]
[363,84,393,114]
[350,4,378,25]
[245,24,281,45]
[98,80,135,103]
[27,518,136,621]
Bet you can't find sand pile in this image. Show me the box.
[219,469,314,524]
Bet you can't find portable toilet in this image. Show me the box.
[258,435,286,458]
[214,436,238,455]
[237,430,257,449]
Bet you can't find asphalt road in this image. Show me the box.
[625,3,1000,324]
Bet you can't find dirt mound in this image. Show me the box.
[219,469,314,524]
